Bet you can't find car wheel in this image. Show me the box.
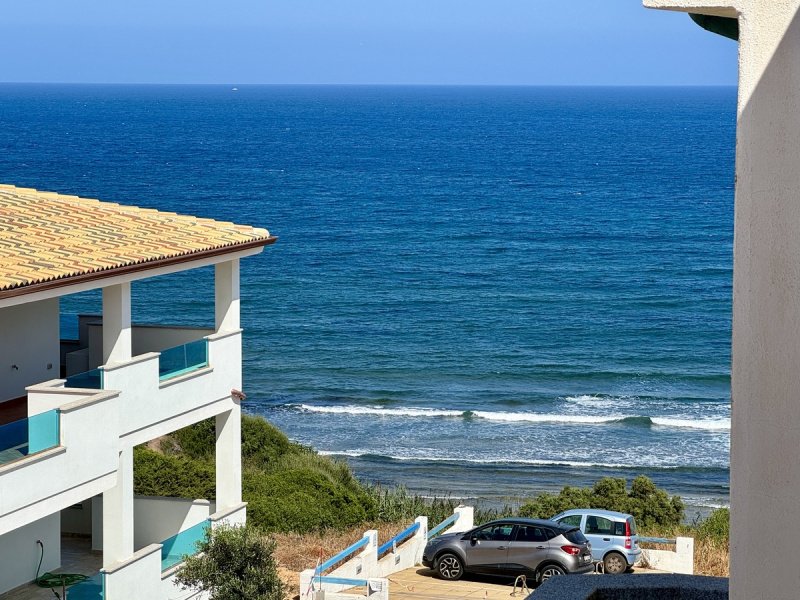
[435,553,464,581]
[538,564,566,583]
[603,552,627,575]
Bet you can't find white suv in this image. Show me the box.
[551,509,641,574]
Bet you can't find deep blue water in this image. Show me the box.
[0,84,736,515]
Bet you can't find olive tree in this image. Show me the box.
[175,523,284,600]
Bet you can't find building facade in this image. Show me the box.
[0,184,275,599]
[645,2,800,598]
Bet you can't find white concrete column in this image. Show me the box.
[215,259,240,333]
[729,4,800,599]
[102,448,134,565]
[645,2,800,597]
[102,283,132,366]
[216,404,242,510]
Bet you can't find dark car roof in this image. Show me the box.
[479,518,573,531]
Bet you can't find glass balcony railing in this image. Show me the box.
[161,520,209,571]
[0,409,60,465]
[65,368,104,390]
[65,573,104,600]
[158,339,209,381]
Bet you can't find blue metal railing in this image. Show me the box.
[315,536,370,575]
[315,576,369,587]
[161,520,209,571]
[428,513,458,539]
[638,537,676,545]
[0,409,60,465]
[159,339,209,381]
[65,368,103,389]
[378,522,420,556]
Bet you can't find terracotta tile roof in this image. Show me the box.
[0,184,275,295]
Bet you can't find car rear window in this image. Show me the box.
[612,518,637,536]
[564,528,588,544]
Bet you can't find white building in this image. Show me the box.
[645,2,800,599]
[0,184,275,599]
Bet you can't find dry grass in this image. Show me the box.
[271,522,410,600]
[692,536,729,577]
[638,526,729,578]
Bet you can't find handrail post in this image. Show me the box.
[413,516,428,565]
[451,505,474,533]
[362,530,378,580]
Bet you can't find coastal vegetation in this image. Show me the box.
[176,523,284,600]
[518,475,685,528]
[136,415,729,581]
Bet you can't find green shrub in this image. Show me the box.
[244,468,376,532]
[697,508,729,543]
[241,416,302,469]
[171,418,216,459]
[133,446,215,499]
[519,476,684,529]
[176,524,284,600]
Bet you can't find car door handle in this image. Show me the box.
[536,545,547,549]
[497,546,507,550]
[602,538,611,541]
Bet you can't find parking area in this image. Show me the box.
[364,566,669,600]
[379,568,529,600]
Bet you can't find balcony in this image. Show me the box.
[0,410,59,466]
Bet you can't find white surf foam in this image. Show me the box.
[295,404,463,418]
[651,417,730,431]
[472,411,625,424]
[316,449,693,470]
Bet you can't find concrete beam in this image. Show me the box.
[643,0,739,18]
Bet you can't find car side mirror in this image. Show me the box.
[470,536,478,546]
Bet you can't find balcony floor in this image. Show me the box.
[0,536,102,600]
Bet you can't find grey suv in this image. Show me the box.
[422,518,594,584]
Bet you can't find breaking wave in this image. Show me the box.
[293,404,730,430]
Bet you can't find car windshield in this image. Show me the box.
[563,528,587,544]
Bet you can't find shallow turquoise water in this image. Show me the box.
[0,84,736,513]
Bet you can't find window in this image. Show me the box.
[515,526,548,543]
[474,524,514,541]
[585,516,614,535]
[558,515,582,528]
[564,529,588,544]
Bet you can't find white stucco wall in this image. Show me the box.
[0,298,60,402]
[133,496,212,551]
[0,389,119,536]
[0,512,60,595]
[103,544,164,600]
[105,330,241,447]
[644,2,800,598]
[86,323,214,370]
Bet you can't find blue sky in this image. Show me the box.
[0,1,737,85]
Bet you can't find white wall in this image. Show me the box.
[0,389,119,536]
[87,323,213,370]
[133,496,212,550]
[103,544,163,600]
[0,298,60,402]
[0,512,60,595]
[107,330,241,447]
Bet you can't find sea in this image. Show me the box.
[0,84,736,519]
